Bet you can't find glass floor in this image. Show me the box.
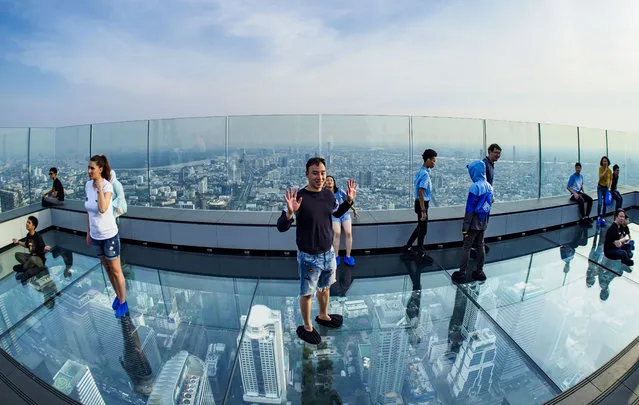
[1,217,639,405]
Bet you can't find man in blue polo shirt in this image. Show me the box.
[403,149,437,260]
[567,162,593,224]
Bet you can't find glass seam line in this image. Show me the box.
[222,277,261,405]
[443,272,562,394]
[0,263,103,342]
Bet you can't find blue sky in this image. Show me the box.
[1,0,638,131]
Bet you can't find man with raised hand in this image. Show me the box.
[277,157,356,345]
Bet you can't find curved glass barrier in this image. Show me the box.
[0,115,636,216]
[149,117,227,210]
[0,127,29,212]
[412,117,484,207]
[2,216,639,404]
[92,120,150,207]
[540,124,579,198]
[53,124,92,201]
[322,115,411,210]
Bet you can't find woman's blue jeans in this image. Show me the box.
[597,185,608,217]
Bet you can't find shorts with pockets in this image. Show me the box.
[297,248,337,296]
[90,233,121,261]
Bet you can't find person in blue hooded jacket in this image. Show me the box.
[452,160,493,283]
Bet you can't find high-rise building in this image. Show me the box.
[137,325,163,378]
[120,315,155,397]
[493,282,545,385]
[89,292,124,370]
[53,360,106,405]
[206,343,228,401]
[0,187,21,212]
[147,350,215,405]
[369,298,410,405]
[199,177,208,194]
[447,328,496,399]
[238,305,286,404]
[0,294,22,357]
[358,171,373,187]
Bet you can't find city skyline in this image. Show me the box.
[2,125,638,214]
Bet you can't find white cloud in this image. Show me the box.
[2,0,639,130]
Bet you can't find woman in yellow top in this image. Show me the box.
[597,156,612,226]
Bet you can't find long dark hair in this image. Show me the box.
[90,155,112,181]
[326,175,338,193]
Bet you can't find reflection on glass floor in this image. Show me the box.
[1,218,639,404]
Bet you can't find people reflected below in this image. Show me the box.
[325,176,358,267]
[452,160,493,284]
[42,167,65,206]
[560,224,588,276]
[596,156,613,227]
[29,267,59,309]
[110,170,128,222]
[86,155,128,317]
[567,162,594,225]
[277,157,357,344]
[402,149,437,263]
[611,164,623,211]
[51,246,74,278]
[604,209,634,267]
[12,216,46,273]
[119,314,154,396]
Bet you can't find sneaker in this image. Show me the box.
[472,271,487,281]
[344,256,355,267]
[451,271,467,283]
[336,256,341,267]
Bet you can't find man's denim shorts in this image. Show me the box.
[297,248,337,296]
[90,234,121,261]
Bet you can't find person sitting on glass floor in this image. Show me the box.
[603,209,634,267]
[12,216,48,273]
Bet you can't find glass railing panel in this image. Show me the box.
[411,116,484,207]
[227,115,320,211]
[54,124,91,200]
[577,127,607,193]
[485,119,540,201]
[92,120,150,207]
[0,127,30,212]
[149,116,226,210]
[607,130,639,188]
[225,275,556,404]
[321,115,410,210]
[28,127,56,203]
[539,124,579,198]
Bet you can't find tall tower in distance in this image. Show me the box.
[238,305,287,404]
[53,360,106,405]
[447,328,496,399]
[369,298,410,404]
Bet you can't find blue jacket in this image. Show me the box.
[463,160,494,232]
